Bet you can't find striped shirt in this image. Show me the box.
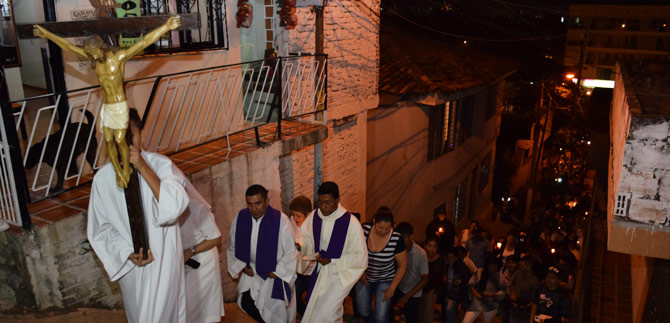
[363,223,406,282]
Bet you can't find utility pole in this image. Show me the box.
[313,2,325,205]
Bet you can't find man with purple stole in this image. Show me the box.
[227,185,297,322]
[300,182,368,322]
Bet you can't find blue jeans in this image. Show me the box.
[355,280,392,323]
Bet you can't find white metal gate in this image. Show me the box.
[0,111,22,226]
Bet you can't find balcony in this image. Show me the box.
[0,54,327,230]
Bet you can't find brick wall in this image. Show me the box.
[279,0,380,219]
[322,112,367,217]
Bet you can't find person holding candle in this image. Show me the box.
[425,208,454,254]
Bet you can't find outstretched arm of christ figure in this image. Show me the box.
[33,25,88,58]
[119,15,181,61]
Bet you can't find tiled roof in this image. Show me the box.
[380,27,517,99]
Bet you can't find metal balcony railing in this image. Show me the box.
[0,53,327,229]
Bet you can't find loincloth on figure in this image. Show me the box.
[99,101,129,132]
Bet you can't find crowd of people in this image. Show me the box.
[86,109,587,323]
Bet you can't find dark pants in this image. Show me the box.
[441,297,459,323]
[296,273,309,315]
[393,290,421,323]
[241,290,265,322]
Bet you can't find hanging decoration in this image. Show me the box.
[277,0,298,30]
[236,0,253,28]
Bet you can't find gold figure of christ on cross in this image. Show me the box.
[32,16,181,188]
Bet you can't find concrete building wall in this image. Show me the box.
[608,64,631,227]
[0,214,124,311]
[608,65,670,259]
[367,82,501,240]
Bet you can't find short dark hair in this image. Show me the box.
[317,181,339,198]
[425,236,439,246]
[245,184,268,199]
[289,195,312,215]
[373,206,394,224]
[395,221,413,236]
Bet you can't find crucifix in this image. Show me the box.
[18,12,198,259]
[19,13,198,188]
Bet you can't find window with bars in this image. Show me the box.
[123,0,229,54]
[427,95,475,160]
[614,192,631,217]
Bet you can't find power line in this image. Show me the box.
[489,0,568,14]
[381,3,565,42]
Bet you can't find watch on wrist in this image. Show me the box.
[191,246,196,255]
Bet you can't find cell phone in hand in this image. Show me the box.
[185,258,200,269]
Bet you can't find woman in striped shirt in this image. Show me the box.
[354,206,407,323]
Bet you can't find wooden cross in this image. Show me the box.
[16,14,200,39]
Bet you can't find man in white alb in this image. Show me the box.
[300,181,368,322]
[227,184,297,322]
[87,109,190,323]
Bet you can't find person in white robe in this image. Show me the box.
[227,185,297,322]
[300,181,367,323]
[87,109,190,323]
[179,180,225,323]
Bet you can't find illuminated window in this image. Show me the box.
[428,95,475,160]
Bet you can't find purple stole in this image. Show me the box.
[234,206,291,301]
[305,209,351,301]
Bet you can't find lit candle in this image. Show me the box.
[551,248,556,254]
[496,242,502,249]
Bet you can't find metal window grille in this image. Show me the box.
[136,0,229,53]
[614,192,631,217]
